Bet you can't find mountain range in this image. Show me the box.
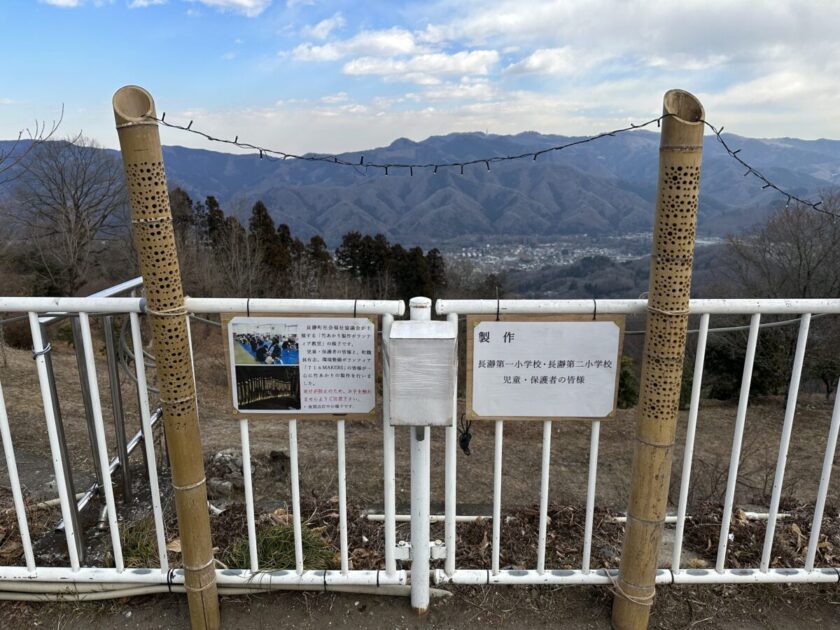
[3,129,840,246]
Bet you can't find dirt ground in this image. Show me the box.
[0,318,839,628]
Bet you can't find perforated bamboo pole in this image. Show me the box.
[113,85,219,630]
[612,90,705,630]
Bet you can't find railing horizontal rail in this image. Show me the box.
[433,568,840,586]
[436,298,840,315]
[0,297,144,314]
[186,297,404,316]
[38,277,144,324]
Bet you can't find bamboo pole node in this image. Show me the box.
[115,120,158,129]
[171,477,207,491]
[131,216,174,225]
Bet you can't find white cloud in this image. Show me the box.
[343,50,500,85]
[292,28,417,61]
[129,0,166,7]
[505,47,594,76]
[302,12,345,40]
[188,0,270,17]
[285,0,312,6]
[409,78,498,102]
[0,98,14,105]
[40,0,113,6]
[320,92,349,104]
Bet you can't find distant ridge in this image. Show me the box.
[2,130,838,246]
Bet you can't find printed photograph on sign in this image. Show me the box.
[225,316,377,417]
[467,315,624,420]
[231,321,300,366]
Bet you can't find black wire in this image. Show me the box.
[147,112,671,172]
[146,112,830,217]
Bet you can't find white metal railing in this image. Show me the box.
[0,292,408,597]
[0,292,838,605]
[432,298,840,589]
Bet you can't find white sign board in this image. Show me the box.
[227,316,376,417]
[468,318,623,419]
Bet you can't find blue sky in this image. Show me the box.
[2,0,840,153]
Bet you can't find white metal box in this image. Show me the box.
[388,320,457,426]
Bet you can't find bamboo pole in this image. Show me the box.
[113,86,220,630]
[612,90,705,630]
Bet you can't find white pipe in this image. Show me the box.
[492,420,504,575]
[79,312,124,572]
[581,420,600,574]
[1,297,143,313]
[28,313,80,571]
[408,296,431,614]
[129,312,168,573]
[366,514,488,523]
[0,566,407,585]
[381,313,397,577]
[761,313,811,572]
[239,419,258,573]
[410,424,431,613]
[610,512,783,525]
[288,419,304,575]
[805,376,840,571]
[434,568,673,586]
[435,298,840,316]
[673,313,710,573]
[337,419,349,575]
[536,420,552,574]
[716,313,761,573]
[433,567,839,586]
[185,297,404,316]
[0,584,445,602]
[444,312,458,577]
[0,382,35,572]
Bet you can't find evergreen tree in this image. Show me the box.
[206,196,226,249]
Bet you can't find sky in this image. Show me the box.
[2,0,840,154]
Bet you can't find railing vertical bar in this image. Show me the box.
[239,418,258,573]
[805,374,840,571]
[103,315,132,501]
[337,419,349,575]
[29,312,81,571]
[78,312,124,572]
[129,312,168,572]
[716,313,761,573]
[492,419,504,575]
[761,313,811,573]
[445,312,458,576]
[381,313,397,576]
[672,312,710,573]
[289,419,304,575]
[40,322,83,563]
[536,419,552,574]
[582,419,600,574]
[0,382,36,572]
[71,317,103,489]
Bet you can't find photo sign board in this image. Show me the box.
[466,315,624,420]
[223,315,377,419]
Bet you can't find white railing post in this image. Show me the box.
[381,313,398,577]
[409,297,432,615]
[444,312,459,577]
